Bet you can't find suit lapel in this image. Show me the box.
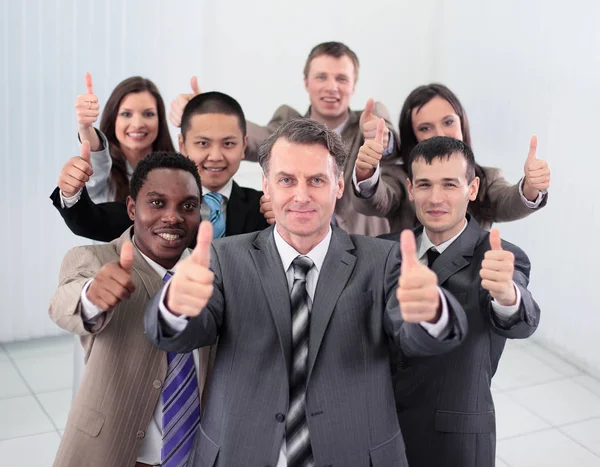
[306,228,356,383]
[422,216,481,286]
[225,181,249,236]
[250,227,294,374]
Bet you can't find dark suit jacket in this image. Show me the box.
[49,181,269,243]
[144,226,469,467]
[379,216,540,467]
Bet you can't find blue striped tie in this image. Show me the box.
[203,192,226,239]
[161,271,201,467]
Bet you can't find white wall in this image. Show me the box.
[430,0,600,377]
[3,0,599,377]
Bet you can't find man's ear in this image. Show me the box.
[469,176,480,201]
[262,172,269,197]
[178,134,186,155]
[406,178,414,201]
[336,171,345,200]
[126,196,135,221]
[241,135,248,160]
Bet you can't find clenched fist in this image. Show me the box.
[480,229,516,306]
[166,221,215,317]
[355,118,385,182]
[169,76,201,127]
[58,141,93,198]
[260,194,275,225]
[397,230,441,323]
[87,242,135,311]
[359,98,390,146]
[522,135,551,201]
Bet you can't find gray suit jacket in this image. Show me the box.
[145,226,468,467]
[49,227,209,467]
[380,216,540,467]
[246,104,402,236]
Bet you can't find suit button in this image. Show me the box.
[275,413,285,423]
[136,430,145,439]
[153,380,162,389]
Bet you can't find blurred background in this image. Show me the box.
[1,0,599,465]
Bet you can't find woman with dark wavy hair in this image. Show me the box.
[68,73,174,202]
[352,83,551,230]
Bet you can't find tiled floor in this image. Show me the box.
[0,336,599,466]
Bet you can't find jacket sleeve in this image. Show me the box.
[50,186,133,242]
[244,105,302,162]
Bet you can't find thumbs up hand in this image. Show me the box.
[75,72,100,131]
[360,98,390,147]
[86,241,136,311]
[355,118,385,182]
[397,230,441,323]
[58,141,94,198]
[169,76,201,127]
[480,229,516,306]
[522,135,551,201]
[166,221,215,317]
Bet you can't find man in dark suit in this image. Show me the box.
[50,92,268,243]
[144,118,469,467]
[380,136,541,467]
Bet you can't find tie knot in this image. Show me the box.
[292,255,313,280]
[426,248,440,267]
[163,271,173,283]
[204,192,223,212]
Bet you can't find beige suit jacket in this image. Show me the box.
[49,227,208,467]
[245,103,401,237]
[351,165,548,232]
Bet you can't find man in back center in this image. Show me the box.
[170,41,403,236]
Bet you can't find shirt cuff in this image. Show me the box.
[80,279,103,323]
[491,282,522,318]
[59,188,83,209]
[518,178,546,208]
[382,130,395,157]
[158,280,190,332]
[352,164,381,199]
[419,288,450,338]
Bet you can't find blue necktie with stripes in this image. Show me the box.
[203,192,226,239]
[161,271,201,467]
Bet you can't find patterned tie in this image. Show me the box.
[203,192,226,239]
[161,271,201,467]
[286,256,315,467]
[426,247,441,267]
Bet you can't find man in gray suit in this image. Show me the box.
[380,136,541,467]
[145,118,468,467]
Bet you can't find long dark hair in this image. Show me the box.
[398,83,493,221]
[100,77,174,201]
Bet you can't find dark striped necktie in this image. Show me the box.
[286,256,315,467]
[161,271,201,467]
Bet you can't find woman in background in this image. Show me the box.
[61,73,174,203]
[352,83,551,231]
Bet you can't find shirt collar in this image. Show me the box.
[333,116,350,135]
[273,226,332,274]
[132,235,191,278]
[417,218,468,260]
[202,178,233,201]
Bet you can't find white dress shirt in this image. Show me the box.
[417,219,522,319]
[80,240,199,465]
